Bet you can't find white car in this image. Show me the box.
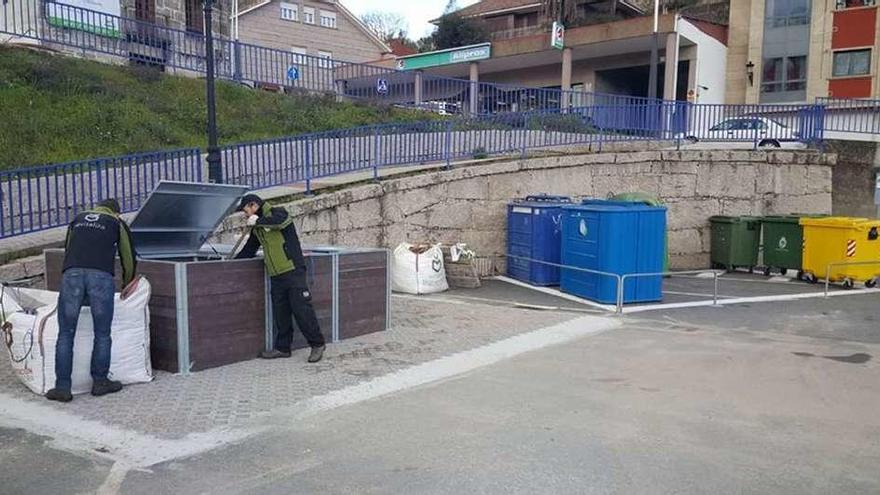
[681,117,802,148]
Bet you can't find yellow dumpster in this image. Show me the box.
[800,217,880,288]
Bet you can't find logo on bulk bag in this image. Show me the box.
[432,253,442,272]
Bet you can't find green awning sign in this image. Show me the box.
[397,43,491,71]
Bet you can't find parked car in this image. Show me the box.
[680,117,801,148]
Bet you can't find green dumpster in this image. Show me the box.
[760,214,827,278]
[709,216,761,272]
[611,192,669,272]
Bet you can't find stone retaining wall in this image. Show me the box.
[213,150,834,270]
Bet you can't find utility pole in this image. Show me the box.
[204,0,222,183]
[647,0,659,100]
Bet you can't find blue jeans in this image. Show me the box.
[54,268,115,391]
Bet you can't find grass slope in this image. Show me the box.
[0,46,430,169]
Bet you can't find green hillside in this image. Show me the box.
[0,46,431,169]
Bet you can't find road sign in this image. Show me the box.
[551,22,565,50]
[287,66,299,81]
[377,78,388,94]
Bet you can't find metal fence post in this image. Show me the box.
[94,160,104,202]
[373,126,381,181]
[444,120,453,170]
[305,135,313,195]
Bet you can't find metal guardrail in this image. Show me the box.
[815,98,880,136]
[617,270,723,314]
[823,260,880,296]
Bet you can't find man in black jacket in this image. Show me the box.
[235,194,325,363]
[46,199,137,403]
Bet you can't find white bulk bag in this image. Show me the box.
[2,277,153,395]
[392,243,449,295]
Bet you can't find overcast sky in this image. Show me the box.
[342,0,481,38]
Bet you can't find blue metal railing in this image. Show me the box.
[0,148,201,237]
[0,101,857,239]
[815,97,880,137]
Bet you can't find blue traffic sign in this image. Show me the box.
[376,78,388,94]
[287,66,299,81]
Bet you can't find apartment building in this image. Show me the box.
[726,0,880,103]
[233,0,390,64]
[396,0,729,107]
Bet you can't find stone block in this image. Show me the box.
[447,178,489,200]
[397,185,447,216]
[667,199,720,230]
[470,201,508,231]
[425,201,474,230]
[669,252,711,270]
[660,174,697,198]
[668,229,702,255]
[336,199,382,231]
[721,198,758,216]
[336,227,382,248]
[765,193,832,215]
[696,163,756,198]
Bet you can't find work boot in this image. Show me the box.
[259,349,291,359]
[308,345,325,363]
[91,379,123,397]
[46,388,73,403]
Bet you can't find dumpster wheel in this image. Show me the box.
[804,272,818,284]
[795,270,804,281]
[763,266,772,277]
[842,278,855,290]
[780,268,788,276]
[866,279,877,289]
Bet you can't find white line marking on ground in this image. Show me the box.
[0,392,260,468]
[255,314,619,427]
[492,276,617,312]
[664,290,737,299]
[97,462,132,495]
[623,287,879,314]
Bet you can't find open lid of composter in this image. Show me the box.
[130,181,250,259]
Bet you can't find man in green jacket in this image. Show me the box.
[46,199,138,403]
[235,194,325,362]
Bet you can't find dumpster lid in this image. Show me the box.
[511,195,572,207]
[564,203,666,212]
[130,181,250,259]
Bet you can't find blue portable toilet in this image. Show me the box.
[560,203,666,304]
[507,194,572,285]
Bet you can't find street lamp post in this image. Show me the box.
[203,0,222,183]
[647,0,659,100]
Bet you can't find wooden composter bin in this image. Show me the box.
[44,182,389,374]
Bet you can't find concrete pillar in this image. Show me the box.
[561,47,573,110]
[469,62,479,115]
[414,70,423,107]
[663,33,680,101]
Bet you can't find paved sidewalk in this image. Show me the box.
[0,296,576,440]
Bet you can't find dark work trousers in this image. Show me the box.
[270,270,325,352]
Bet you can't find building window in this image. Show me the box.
[292,46,308,65]
[318,50,333,68]
[184,0,203,34]
[280,2,298,21]
[836,0,876,9]
[833,49,872,77]
[303,6,315,24]
[319,10,336,28]
[761,55,807,93]
[765,0,811,26]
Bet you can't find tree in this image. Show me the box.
[360,11,408,42]
[415,35,436,53]
[542,0,581,26]
[431,13,489,50]
[443,0,460,14]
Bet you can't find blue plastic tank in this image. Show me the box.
[560,202,667,304]
[507,195,572,285]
